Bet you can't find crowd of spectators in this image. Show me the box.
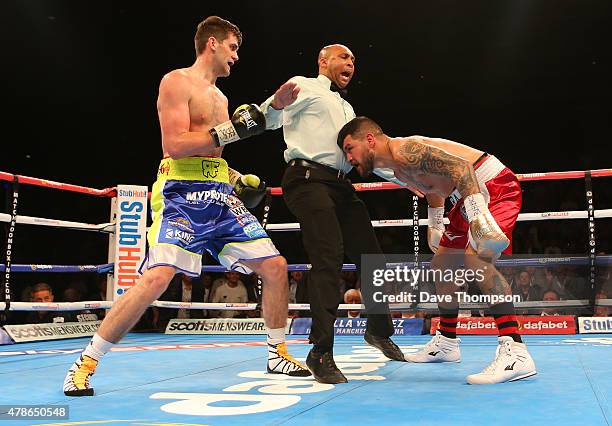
[6,257,611,329]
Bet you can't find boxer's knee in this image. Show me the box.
[258,255,288,282]
[143,266,175,295]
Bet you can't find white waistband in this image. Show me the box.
[475,155,506,184]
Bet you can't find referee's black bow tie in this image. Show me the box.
[330,82,348,99]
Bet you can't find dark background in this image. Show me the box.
[1,0,611,272]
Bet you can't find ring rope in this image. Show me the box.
[2,209,610,235]
[2,169,612,197]
[2,298,610,313]
[265,209,612,232]
[1,255,612,274]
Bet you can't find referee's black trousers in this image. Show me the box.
[282,163,394,353]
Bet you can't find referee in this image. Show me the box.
[261,44,405,384]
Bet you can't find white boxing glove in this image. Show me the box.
[427,206,445,253]
[463,193,509,259]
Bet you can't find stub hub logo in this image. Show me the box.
[113,185,148,296]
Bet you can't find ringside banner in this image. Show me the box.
[290,317,424,335]
[578,317,612,334]
[165,318,292,335]
[430,316,576,335]
[112,185,148,299]
[4,321,101,343]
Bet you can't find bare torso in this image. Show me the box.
[159,68,228,158]
[389,136,484,198]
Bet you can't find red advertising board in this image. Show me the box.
[430,316,576,335]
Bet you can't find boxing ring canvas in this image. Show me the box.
[1,167,612,425]
[1,333,611,425]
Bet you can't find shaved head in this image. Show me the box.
[317,43,355,89]
[318,44,352,61]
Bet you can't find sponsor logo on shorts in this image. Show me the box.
[158,160,171,176]
[186,189,229,204]
[168,217,195,233]
[443,232,463,241]
[449,190,461,206]
[243,223,267,239]
[165,229,195,244]
[230,205,250,217]
[236,214,258,227]
[201,159,220,178]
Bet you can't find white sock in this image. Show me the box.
[82,333,114,361]
[267,327,285,347]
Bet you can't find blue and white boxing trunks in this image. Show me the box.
[144,156,279,276]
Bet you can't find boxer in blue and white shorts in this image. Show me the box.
[63,16,308,397]
[146,156,279,276]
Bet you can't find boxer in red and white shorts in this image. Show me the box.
[439,153,522,254]
[337,116,537,385]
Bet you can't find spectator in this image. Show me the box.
[288,271,303,304]
[26,282,70,324]
[343,289,362,319]
[596,260,612,297]
[560,266,588,299]
[91,275,109,301]
[19,285,32,302]
[211,272,242,298]
[535,267,566,299]
[89,275,109,320]
[513,270,542,302]
[594,292,610,317]
[63,285,99,322]
[201,273,214,305]
[211,272,248,318]
[541,289,561,316]
[339,271,359,299]
[63,286,82,303]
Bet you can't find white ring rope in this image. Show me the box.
[265,209,612,231]
[2,299,610,312]
[0,213,114,233]
[3,209,607,234]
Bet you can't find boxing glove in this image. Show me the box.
[234,174,266,209]
[427,206,445,253]
[464,193,509,259]
[210,104,266,147]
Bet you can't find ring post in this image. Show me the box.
[112,185,148,300]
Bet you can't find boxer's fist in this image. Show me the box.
[234,174,266,208]
[464,193,509,259]
[427,206,445,253]
[210,104,266,147]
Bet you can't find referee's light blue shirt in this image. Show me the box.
[261,74,354,173]
[261,74,406,184]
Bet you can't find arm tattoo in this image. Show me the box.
[228,167,243,186]
[399,139,480,196]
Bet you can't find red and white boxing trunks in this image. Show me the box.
[438,154,522,254]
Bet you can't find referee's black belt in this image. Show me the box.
[287,159,349,180]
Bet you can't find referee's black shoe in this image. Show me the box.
[306,349,347,384]
[364,331,406,361]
